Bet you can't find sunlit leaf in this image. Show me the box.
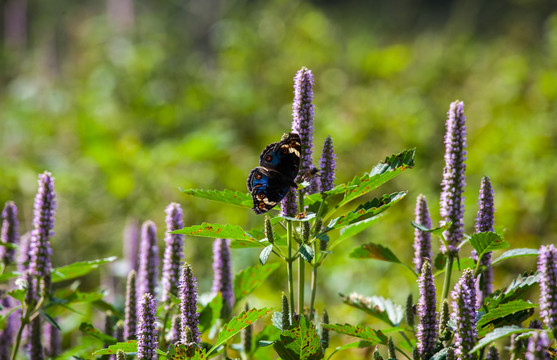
[273,315,324,360]
[485,273,539,310]
[80,322,117,345]
[0,271,20,282]
[340,293,403,326]
[299,244,314,263]
[477,300,537,328]
[198,293,223,333]
[469,326,531,353]
[234,263,280,304]
[348,242,401,264]
[180,188,252,208]
[259,244,273,265]
[323,323,388,344]
[329,214,384,250]
[492,248,538,265]
[470,232,508,259]
[327,339,374,359]
[51,257,117,283]
[168,343,207,359]
[173,223,261,247]
[411,221,452,236]
[92,341,138,355]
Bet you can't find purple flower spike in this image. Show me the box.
[280,188,298,217]
[291,67,318,194]
[440,101,467,255]
[137,220,159,298]
[473,177,495,306]
[451,269,477,360]
[538,244,557,331]
[416,260,438,360]
[18,232,31,273]
[44,320,61,357]
[123,219,140,272]
[180,263,200,345]
[485,346,499,360]
[162,203,184,303]
[413,194,432,273]
[0,297,16,360]
[28,171,56,296]
[1,201,19,266]
[124,270,137,340]
[319,136,336,193]
[212,238,234,318]
[526,332,550,360]
[137,293,158,360]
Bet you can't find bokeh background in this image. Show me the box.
[1,0,557,353]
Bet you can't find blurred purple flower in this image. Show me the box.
[28,171,56,296]
[291,66,318,194]
[485,346,499,360]
[242,303,252,354]
[0,296,16,360]
[137,220,159,298]
[123,218,140,272]
[1,201,19,266]
[280,188,298,217]
[44,320,61,357]
[451,269,477,360]
[319,136,336,193]
[212,238,234,318]
[413,194,432,273]
[440,101,467,254]
[180,263,200,345]
[538,244,557,331]
[416,260,437,360]
[162,203,184,303]
[17,232,31,273]
[526,332,550,360]
[124,270,137,340]
[137,293,158,360]
[169,315,181,345]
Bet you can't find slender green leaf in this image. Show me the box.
[273,315,324,360]
[348,242,401,264]
[470,232,508,259]
[326,340,374,360]
[492,248,539,265]
[173,223,262,247]
[208,307,275,355]
[259,245,273,265]
[0,242,17,250]
[477,300,537,328]
[411,221,452,236]
[51,257,117,283]
[299,244,314,263]
[335,148,415,209]
[80,322,117,344]
[168,344,207,359]
[234,263,280,304]
[180,188,252,208]
[469,326,531,353]
[0,271,20,282]
[54,289,106,305]
[340,293,403,326]
[329,214,384,250]
[198,293,223,333]
[40,310,61,330]
[323,323,388,344]
[92,341,138,355]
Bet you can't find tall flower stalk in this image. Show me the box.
[473,176,495,305]
[451,269,477,360]
[1,201,19,271]
[180,263,200,346]
[161,203,184,303]
[416,260,437,359]
[211,238,234,319]
[413,194,432,273]
[137,220,159,298]
[538,244,557,335]
[124,270,137,340]
[123,219,140,272]
[319,136,335,193]
[137,293,158,360]
[525,332,550,360]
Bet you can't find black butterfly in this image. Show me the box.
[246,132,301,214]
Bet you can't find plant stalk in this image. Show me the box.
[309,241,318,321]
[286,220,295,323]
[440,254,455,303]
[298,243,305,315]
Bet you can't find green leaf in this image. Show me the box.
[492,248,539,265]
[485,273,539,310]
[198,293,223,333]
[51,257,117,283]
[259,245,273,265]
[180,188,252,208]
[167,343,207,359]
[335,149,415,209]
[325,192,406,233]
[234,263,280,304]
[348,243,401,264]
[477,300,537,328]
[0,242,17,250]
[0,271,20,282]
[92,341,138,355]
[323,323,388,345]
[173,223,262,247]
[273,315,324,360]
[340,293,403,327]
[80,322,117,344]
[299,244,314,263]
[327,340,375,359]
[208,307,275,356]
[54,289,106,305]
[7,289,26,304]
[411,221,452,236]
[329,214,384,250]
[470,232,508,259]
[469,326,531,353]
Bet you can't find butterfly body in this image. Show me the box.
[247,133,301,214]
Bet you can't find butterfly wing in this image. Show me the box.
[247,167,291,214]
[259,132,301,180]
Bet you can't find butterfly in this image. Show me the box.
[246,132,301,214]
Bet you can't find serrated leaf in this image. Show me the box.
[485,273,540,309]
[340,293,403,326]
[492,248,539,265]
[173,223,262,247]
[348,243,400,264]
[51,257,117,283]
[469,326,531,353]
[168,343,207,359]
[323,323,388,344]
[470,232,508,259]
[234,263,280,304]
[7,289,26,304]
[323,184,359,196]
[0,271,20,282]
[180,188,252,208]
[325,192,406,234]
[273,315,324,360]
[299,244,314,263]
[80,322,117,344]
[92,341,138,355]
[259,245,273,265]
[198,293,223,334]
[208,307,275,355]
[477,300,537,328]
[329,214,384,250]
[335,149,414,209]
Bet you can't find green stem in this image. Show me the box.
[440,254,455,303]
[160,301,174,350]
[286,220,295,323]
[311,194,327,233]
[298,244,305,315]
[298,189,304,213]
[308,241,318,321]
[11,303,30,360]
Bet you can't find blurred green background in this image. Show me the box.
[1,0,557,347]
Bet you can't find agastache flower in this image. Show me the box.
[29,316,43,360]
[291,66,318,194]
[17,232,31,273]
[137,293,158,360]
[180,263,200,345]
[413,194,432,273]
[28,171,56,296]
[161,203,184,303]
[123,219,140,272]
[473,177,495,305]
[451,269,477,360]
[538,244,557,331]
[440,101,467,254]
[319,136,336,193]
[280,188,298,217]
[169,315,181,345]
[485,346,499,360]
[212,238,234,318]
[416,260,437,360]
[124,270,137,340]
[1,201,19,266]
[0,296,16,360]
[321,309,329,350]
[525,332,550,360]
[137,220,159,297]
